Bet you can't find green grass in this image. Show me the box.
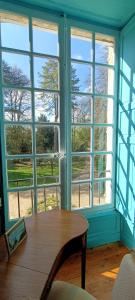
[8,164,59,188]
[8,157,100,188]
[36,164,58,176]
[8,166,33,188]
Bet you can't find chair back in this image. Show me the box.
[112,253,135,300]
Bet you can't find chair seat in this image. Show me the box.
[112,253,135,300]
[47,281,97,300]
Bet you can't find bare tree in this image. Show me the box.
[3,61,31,121]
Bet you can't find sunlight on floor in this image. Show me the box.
[101,267,119,279]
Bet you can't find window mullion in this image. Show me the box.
[0,22,7,228]
[66,20,72,210]
[29,16,37,214]
[91,32,95,208]
[59,19,65,209]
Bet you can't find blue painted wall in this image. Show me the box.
[116,16,135,248]
[81,209,120,248]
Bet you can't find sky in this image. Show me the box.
[1,18,114,93]
[1,21,59,87]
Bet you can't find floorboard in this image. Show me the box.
[55,242,129,300]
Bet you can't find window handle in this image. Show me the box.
[54,152,65,159]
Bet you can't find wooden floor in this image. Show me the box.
[55,243,129,300]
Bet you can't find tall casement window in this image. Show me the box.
[0,9,116,226]
[70,28,115,209]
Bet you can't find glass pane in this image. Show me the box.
[8,191,19,220]
[34,91,59,122]
[37,186,60,212]
[8,189,33,220]
[7,159,33,188]
[6,125,32,155]
[72,94,92,123]
[71,63,92,93]
[94,154,112,178]
[2,52,31,87]
[72,156,90,181]
[95,65,114,95]
[19,190,34,217]
[72,183,91,208]
[71,28,92,61]
[36,157,59,185]
[34,57,59,89]
[72,126,91,152]
[36,125,59,153]
[95,34,115,65]
[3,88,32,121]
[93,180,111,205]
[94,127,113,152]
[0,12,29,51]
[94,97,113,124]
[33,19,59,56]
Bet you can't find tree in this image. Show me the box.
[71,66,80,122]
[72,127,90,152]
[3,60,32,155]
[3,60,31,122]
[38,59,80,122]
[6,125,32,155]
[39,59,58,91]
[95,45,109,95]
[37,58,81,152]
[36,114,57,153]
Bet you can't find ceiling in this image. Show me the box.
[9,0,135,29]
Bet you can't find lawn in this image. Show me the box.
[8,157,95,188]
[8,160,59,188]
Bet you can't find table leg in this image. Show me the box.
[81,233,87,289]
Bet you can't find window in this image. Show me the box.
[71,28,115,209]
[0,9,116,226]
[0,12,60,221]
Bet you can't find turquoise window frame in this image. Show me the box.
[66,19,119,212]
[0,1,119,228]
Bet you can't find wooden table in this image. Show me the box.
[0,210,88,299]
